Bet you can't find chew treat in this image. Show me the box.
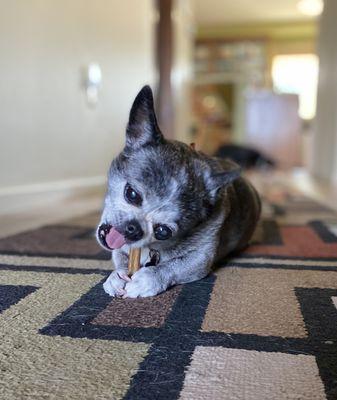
[128,248,141,276]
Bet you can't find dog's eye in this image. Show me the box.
[124,184,142,206]
[154,224,172,240]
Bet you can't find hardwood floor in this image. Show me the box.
[0,191,103,239]
[249,168,337,212]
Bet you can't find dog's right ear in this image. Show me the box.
[125,86,164,151]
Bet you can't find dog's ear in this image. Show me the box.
[199,156,241,193]
[205,168,241,198]
[208,168,241,191]
[125,85,163,150]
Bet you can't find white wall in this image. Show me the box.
[0,0,155,205]
[311,0,337,182]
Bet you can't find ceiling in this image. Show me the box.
[194,0,317,26]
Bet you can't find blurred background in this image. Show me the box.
[0,0,336,230]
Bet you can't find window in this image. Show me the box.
[272,54,319,120]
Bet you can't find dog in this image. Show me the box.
[96,86,261,298]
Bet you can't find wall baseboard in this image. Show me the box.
[0,175,106,215]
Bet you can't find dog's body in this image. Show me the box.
[97,86,260,298]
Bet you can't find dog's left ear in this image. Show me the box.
[125,85,164,150]
[210,169,241,189]
[206,168,241,195]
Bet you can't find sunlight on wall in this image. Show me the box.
[272,54,319,120]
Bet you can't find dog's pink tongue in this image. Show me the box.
[105,227,126,249]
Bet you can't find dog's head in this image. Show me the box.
[97,86,240,251]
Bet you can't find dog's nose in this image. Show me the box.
[97,223,112,247]
[124,220,143,241]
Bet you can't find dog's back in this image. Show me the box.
[215,163,261,260]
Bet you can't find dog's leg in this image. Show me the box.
[123,249,214,298]
[103,251,131,297]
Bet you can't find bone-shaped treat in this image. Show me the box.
[128,248,141,276]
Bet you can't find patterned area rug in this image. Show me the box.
[0,181,337,399]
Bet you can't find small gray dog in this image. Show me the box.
[96,86,260,298]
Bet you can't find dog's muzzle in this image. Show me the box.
[97,220,144,250]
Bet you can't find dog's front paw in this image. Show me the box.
[103,270,131,297]
[124,267,164,298]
